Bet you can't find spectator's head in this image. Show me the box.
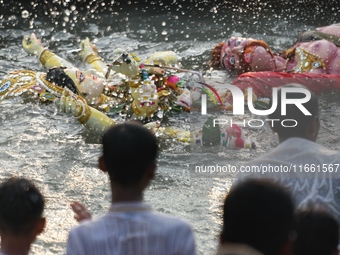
[268,84,319,142]
[0,177,45,238]
[295,209,339,255]
[100,122,159,188]
[221,179,295,255]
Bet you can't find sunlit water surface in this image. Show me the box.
[1,2,340,254]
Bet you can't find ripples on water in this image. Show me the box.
[1,1,340,254]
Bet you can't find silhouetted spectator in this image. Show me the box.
[0,177,45,255]
[66,122,196,255]
[295,209,339,255]
[217,179,295,255]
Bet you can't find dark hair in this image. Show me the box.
[221,179,295,255]
[295,209,339,255]
[0,177,45,235]
[102,122,159,186]
[268,83,319,139]
[46,67,79,94]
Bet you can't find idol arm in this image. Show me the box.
[78,38,108,75]
[22,33,76,69]
[83,107,116,133]
[55,89,115,134]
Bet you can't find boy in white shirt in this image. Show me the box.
[66,122,196,255]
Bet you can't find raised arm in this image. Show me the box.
[78,38,108,76]
[23,33,75,69]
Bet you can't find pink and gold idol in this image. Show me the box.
[211,24,340,75]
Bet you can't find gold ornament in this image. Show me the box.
[294,47,326,73]
[39,49,56,66]
[85,53,102,64]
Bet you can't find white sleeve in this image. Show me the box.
[65,228,84,255]
[182,225,197,255]
[176,223,197,255]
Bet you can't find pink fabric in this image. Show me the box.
[167,75,180,84]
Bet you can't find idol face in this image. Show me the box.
[131,82,159,117]
[65,68,104,103]
[220,37,251,71]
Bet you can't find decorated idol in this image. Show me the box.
[0,33,255,149]
[22,33,188,119]
[210,24,340,75]
[203,24,340,112]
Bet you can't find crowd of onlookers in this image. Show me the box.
[0,84,339,255]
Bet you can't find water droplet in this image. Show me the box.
[157,111,164,119]
[21,10,29,19]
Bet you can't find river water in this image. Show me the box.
[1,1,340,254]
